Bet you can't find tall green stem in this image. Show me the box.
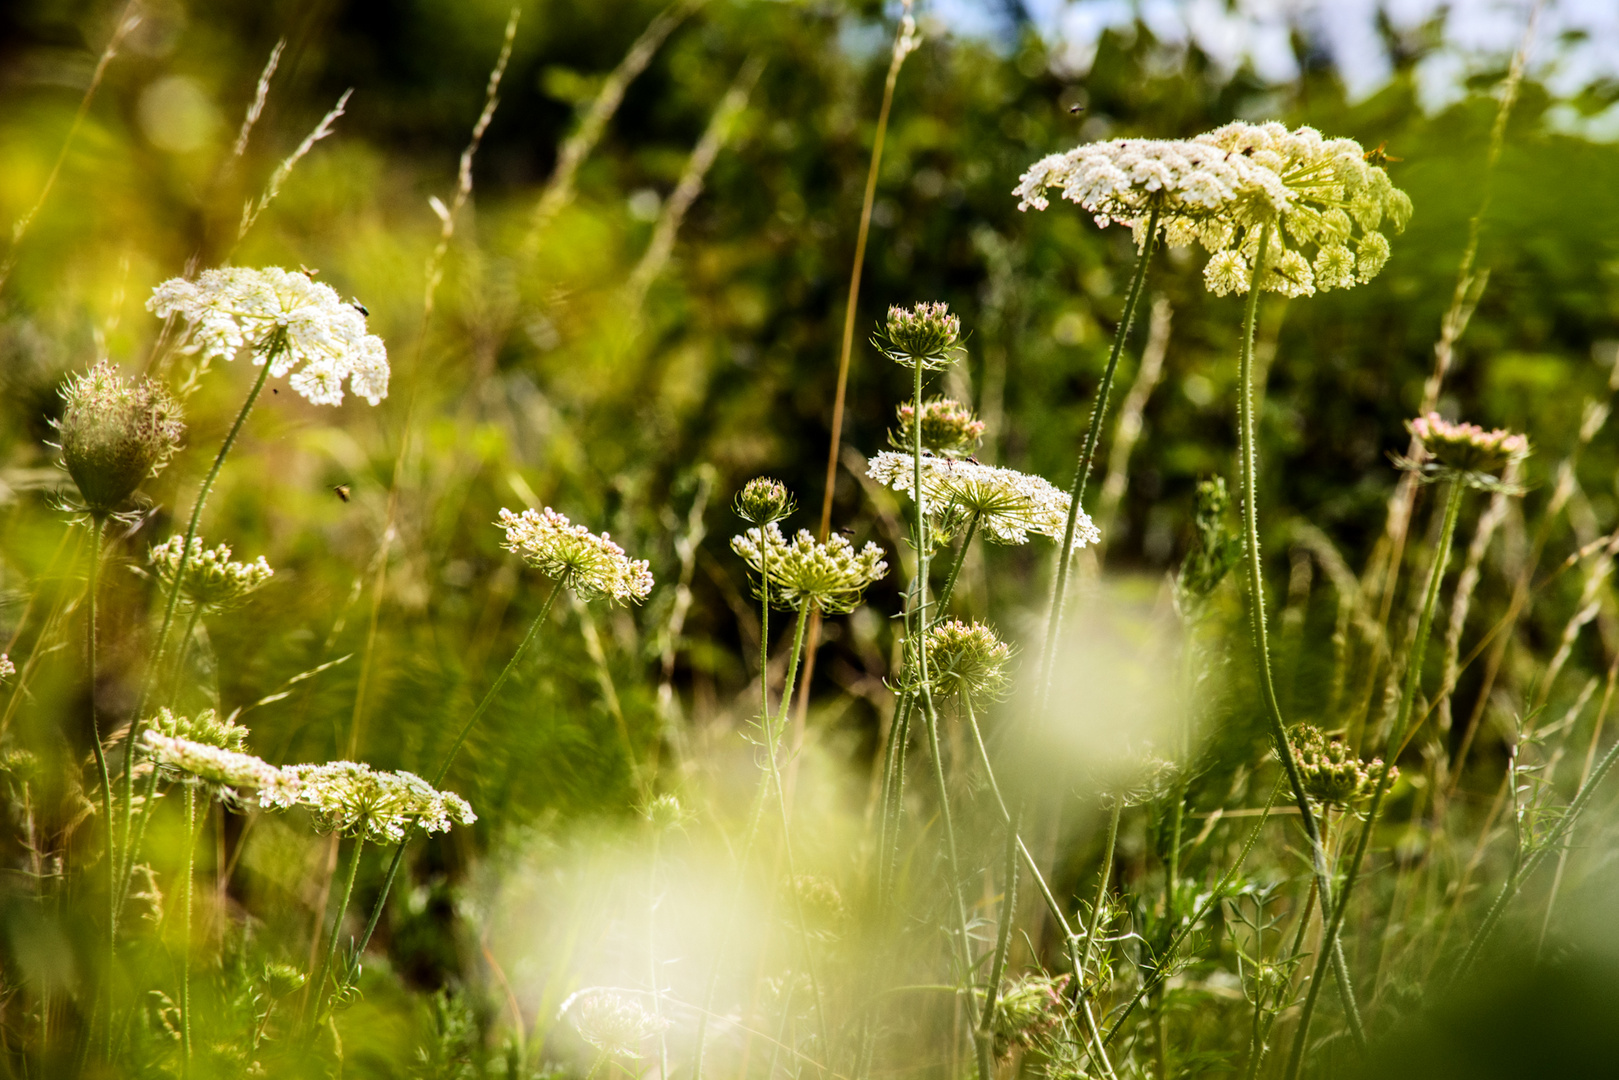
[347,583,561,977]
[121,353,276,899]
[180,784,199,1072]
[936,512,978,622]
[1080,800,1121,976]
[86,517,115,1055]
[977,802,1021,1055]
[1284,480,1464,1080]
[307,830,366,1028]
[1038,206,1161,700]
[1232,223,1364,1043]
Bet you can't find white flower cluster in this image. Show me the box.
[150,535,274,611]
[147,266,389,406]
[496,507,654,604]
[731,524,888,614]
[1016,123,1411,298]
[0,654,13,681]
[280,761,476,843]
[867,451,1095,547]
[567,990,669,1058]
[141,730,302,809]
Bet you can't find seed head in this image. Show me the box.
[924,620,1012,699]
[150,536,274,612]
[731,524,888,613]
[1402,413,1529,490]
[734,477,795,526]
[147,266,389,406]
[867,451,1091,548]
[497,507,654,604]
[568,990,668,1058]
[893,397,986,457]
[54,361,185,518]
[1291,725,1394,807]
[880,302,961,370]
[280,761,476,843]
[140,730,301,809]
[985,974,1070,1059]
[260,963,308,999]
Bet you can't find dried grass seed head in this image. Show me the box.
[924,619,1012,699]
[55,361,185,517]
[730,524,888,613]
[147,266,390,406]
[150,535,274,611]
[734,476,795,525]
[568,990,668,1058]
[893,397,986,457]
[867,450,1093,547]
[1402,413,1529,489]
[281,760,475,842]
[880,301,962,370]
[497,507,654,604]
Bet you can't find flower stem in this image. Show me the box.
[1038,205,1161,701]
[180,783,199,1073]
[1080,799,1121,976]
[345,583,561,982]
[120,352,276,902]
[976,800,1021,1057]
[1230,222,1364,1042]
[86,517,116,1055]
[1284,479,1464,1080]
[935,511,979,623]
[306,830,366,1029]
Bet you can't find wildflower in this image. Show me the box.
[734,477,795,526]
[1398,413,1529,491]
[280,761,475,843]
[641,792,689,831]
[1202,250,1250,297]
[54,361,185,518]
[0,653,13,681]
[879,302,962,370]
[147,266,390,406]
[924,620,1012,699]
[497,507,654,604]
[567,990,668,1058]
[149,536,274,611]
[1291,725,1394,808]
[866,451,1090,547]
[148,707,249,751]
[260,963,308,1000]
[893,397,985,457]
[788,875,847,940]
[1189,122,1412,295]
[1014,137,1292,246]
[983,974,1070,1059]
[140,730,302,810]
[731,524,888,613]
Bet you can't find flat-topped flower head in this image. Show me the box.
[1014,138,1292,248]
[568,990,669,1058]
[1399,413,1529,491]
[1191,122,1411,297]
[893,397,986,458]
[140,730,301,809]
[925,620,1012,699]
[731,524,888,613]
[150,536,274,612]
[734,477,795,526]
[497,507,654,604]
[147,266,389,406]
[880,302,962,370]
[1291,724,1394,808]
[867,451,1093,547]
[281,761,475,843]
[54,361,185,518]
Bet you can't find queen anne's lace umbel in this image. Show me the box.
[924,620,1013,699]
[150,536,274,611]
[866,451,1094,547]
[496,507,654,603]
[731,524,888,613]
[280,761,475,843]
[141,730,302,809]
[147,266,389,406]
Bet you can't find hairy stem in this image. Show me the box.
[307,830,365,1028]
[181,784,199,1072]
[1038,205,1161,700]
[86,517,116,1056]
[977,801,1021,1055]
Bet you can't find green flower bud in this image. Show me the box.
[892,397,985,457]
[734,477,795,525]
[880,302,961,370]
[55,361,185,517]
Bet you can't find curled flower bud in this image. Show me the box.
[880,302,961,370]
[1291,724,1393,807]
[280,761,476,842]
[148,707,249,751]
[568,990,668,1058]
[731,524,888,613]
[1399,413,1529,491]
[54,361,185,518]
[497,507,654,604]
[734,477,795,525]
[893,398,986,457]
[150,536,274,612]
[260,963,307,999]
[924,620,1012,699]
